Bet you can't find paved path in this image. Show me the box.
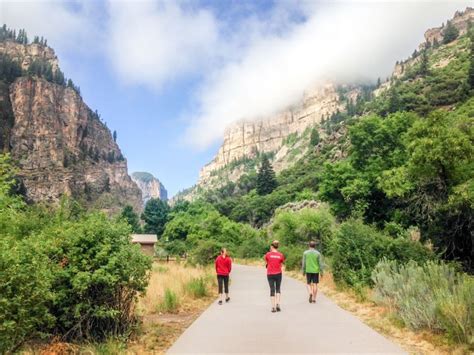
[168,264,405,354]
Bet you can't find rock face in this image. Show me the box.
[131,172,168,204]
[424,7,474,45]
[199,84,343,185]
[0,39,142,212]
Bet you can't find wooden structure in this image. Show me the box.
[131,234,157,256]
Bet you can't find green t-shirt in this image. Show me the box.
[302,249,323,274]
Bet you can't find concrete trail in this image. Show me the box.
[168,264,405,354]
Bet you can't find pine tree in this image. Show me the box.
[256,155,277,195]
[309,128,320,147]
[113,130,117,142]
[419,49,429,76]
[443,20,459,44]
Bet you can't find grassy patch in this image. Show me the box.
[184,277,208,299]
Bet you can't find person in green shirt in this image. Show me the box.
[302,241,323,303]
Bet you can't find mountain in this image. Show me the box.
[131,172,168,204]
[0,26,142,212]
[177,7,474,202]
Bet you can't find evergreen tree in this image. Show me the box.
[141,198,169,236]
[121,205,142,233]
[418,49,429,76]
[309,128,320,147]
[256,155,277,195]
[443,20,459,44]
[113,130,117,142]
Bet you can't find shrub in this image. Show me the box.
[39,213,152,340]
[372,260,473,344]
[331,219,433,287]
[0,237,54,353]
[270,205,336,253]
[189,239,222,265]
[184,277,208,298]
[159,289,180,313]
[237,230,268,258]
[279,245,306,271]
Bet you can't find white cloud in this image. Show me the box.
[106,0,218,90]
[183,1,473,149]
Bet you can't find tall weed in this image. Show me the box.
[158,289,180,313]
[184,277,208,298]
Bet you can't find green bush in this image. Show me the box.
[330,219,433,287]
[270,205,336,253]
[279,245,306,271]
[189,239,222,265]
[372,260,473,344]
[0,237,54,353]
[159,289,180,313]
[184,277,208,298]
[38,213,152,340]
[237,230,268,258]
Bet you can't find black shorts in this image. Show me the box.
[306,273,319,284]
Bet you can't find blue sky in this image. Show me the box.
[1,0,471,196]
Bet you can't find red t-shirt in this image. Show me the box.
[215,255,232,276]
[265,251,285,275]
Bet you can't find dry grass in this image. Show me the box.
[287,270,471,355]
[127,261,217,354]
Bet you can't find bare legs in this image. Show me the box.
[312,283,318,302]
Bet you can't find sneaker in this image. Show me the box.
[312,298,316,303]
[309,295,313,303]
[276,305,281,312]
[218,300,223,305]
[225,297,230,303]
[271,308,276,313]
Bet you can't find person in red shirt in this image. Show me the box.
[215,248,232,305]
[264,240,285,313]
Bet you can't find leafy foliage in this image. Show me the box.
[0,155,151,351]
[142,198,169,236]
[330,219,434,287]
[120,205,142,233]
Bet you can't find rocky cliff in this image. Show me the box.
[0,37,142,212]
[198,83,344,188]
[424,7,473,45]
[131,172,168,204]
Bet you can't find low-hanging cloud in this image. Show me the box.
[184,1,473,149]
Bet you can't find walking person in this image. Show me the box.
[264,240,285,313]
[302,241,323,303]
[215,248,232,305]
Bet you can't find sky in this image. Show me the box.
[0,0,471,196]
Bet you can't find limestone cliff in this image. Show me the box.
[0,38,142,212]
[423,7,473,45]
[131,172,168,204]
[198,84,343,189]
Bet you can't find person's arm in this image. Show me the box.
[319,253,324,276]
[215,257,218,273]
[302,252,306,275]
[228,257,232,273]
